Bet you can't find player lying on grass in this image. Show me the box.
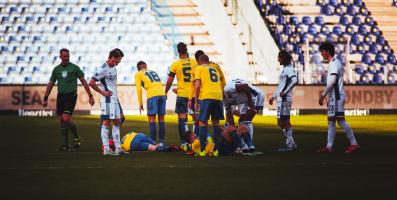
[119,132,171,153]
[186,125,255,156]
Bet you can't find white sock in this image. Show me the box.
[337,120,358,145]
[246,121,254,140]
[327,121,336,148]
[185,121,189,132]
[101,125,110,151]
[285,127,295,147]
[112,125,121,150]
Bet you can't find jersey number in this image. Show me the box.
[209,68,218,82]
[145,71,161,82]
[183,67,191,82]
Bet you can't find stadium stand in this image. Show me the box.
[255,0,397,84]
[0,0,174,84]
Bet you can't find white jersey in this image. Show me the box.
[223,79,264,109]
[327,56,345,100]
[92,62,118,103]
[273,64,296,102]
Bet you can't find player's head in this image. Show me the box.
[107,49,122,67]
[113,48,124,65]
[319,42,335,60]
[278,50,292,66]
[194,50,205,63]
[59,48,70,64]
[198,54,210,65]
[177,42,188,56]
[185,130,197,144]
[137,61,147,71]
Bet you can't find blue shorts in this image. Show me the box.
[130,133,156,151]
[219,132,240,155]
[175,96,188,114]
[198,99,225,121]
[147,95,166,116]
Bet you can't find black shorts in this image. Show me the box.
[56,93,77,116]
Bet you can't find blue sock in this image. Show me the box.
[242,133,253,147]
[194,121,199,136]
[213,125,221,150]
[178,119,187,144]
[149,122,157,142]
[199,126,207,151]
[159,121,165,143]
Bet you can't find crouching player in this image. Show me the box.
[120,132,170,153]
[223,78,264,152]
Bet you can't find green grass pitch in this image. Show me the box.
[1,115,396,200]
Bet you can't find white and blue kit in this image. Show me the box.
[326,57,345,117]
[92,63,121,120]
[272,64,297,120]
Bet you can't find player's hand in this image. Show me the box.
[89,96,95,106]
[194,101,199,113]
[269,97,275,105]
[280,92,286,97]
[102,91,112,97]
[172,88,177,94]
[188,100,192,109]
[139,105,144,114]
[319,95,325,106]
[42,100,48,107]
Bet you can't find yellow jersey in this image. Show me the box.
[169,58,198,98]
[194,64,223,100]
[120,132,139,152]
[135,69,165,105]
[209,61,226,90]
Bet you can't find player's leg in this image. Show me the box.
[189,98,200,136]
[198,100,210,155]
[157,96,166,145]
[335,100,359,153]
[210,100,225,156]
[318,100,336,152]
[100,102,115,155]
[175,97,188,145]
[111,103,122,153]
[147,97,158,142]
[278,101,296,151]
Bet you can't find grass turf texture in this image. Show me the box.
[1,115,396,200]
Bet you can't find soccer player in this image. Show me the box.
[120,132,170,152]
[223,78,265,152]
[194,54,224,157]
[317,42,360,153]
[193,50,226,90]
[268,50,298,152]
[43,48,95,151]
[164,42,198,151]
[89,49,123,155]
[135,61,167,146]
[113,48,125,126]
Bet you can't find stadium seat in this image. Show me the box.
[314,16,324,25]
[376,36,386,46]
[359,73,370,84]
[387,73,396,84]
[353,0,363,7]
[289,16,299,26]
[332,26,343,35]
[361,54,372,65]
[388,54,396,64]
[369,43,379,54]
[345,25,355,35]
[355,65,364,74]
[302,16,311,25]
[339,15,349,26]
[308,25,317,35]
[347,5,357,16]
[334,5,344,16]
[363,34,372,45]
[321,5,332,16]
[320,25,330,35]
[352,15,361,25]
[375,54,385,64]
[358,25,368,35]
[356,43,365,54]
[372,73,383,84]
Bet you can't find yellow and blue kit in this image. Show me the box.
[169,58,198,98]
[121,132,156,151]
[135,69,166,115]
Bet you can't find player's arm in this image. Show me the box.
[225,105,235,126]
[218,68,226,91]
[79,77,95,106]
[43,81,55,107]
[194,79,201,112]
[319,74,337,106]
[88,78,112,97]
[165,63,177,94]
[280,75,297,97]
[135,73,144,112]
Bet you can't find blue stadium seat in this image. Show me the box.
[363,34,372,45]
[289,16,299,26]
[355,65,364,74]
[321,5,332,16]
[382,45,392,54]
[345,25,355,35]
[17,56,25,62]
[367,65,376,74]
[329,0,339,6]
[364,16,374,26]
[295,25,304,34]
[359,7,368,15]
[388,54,396,64]
[371,26,380,36]
[339,15,349,26]
[347,5,357,16]
[308,25,317,35]
[360,74,370,84]
[302,16,311,25]
[361,54,372,65]
[277,16,286,25]
[369,43,378,54]
[58,7,66,13]
[375,54,385,64]
[351,34,360,45]
[1,46,9,53]
[316,0,325,6]
[356,43,365,54]
[314,16,324,25]
[17,26,25,32]
[376,36,386,45]
[387,74,396,84]
[372,73,383,84]
[332,26,343,35]
[352,15,361,25]
[105,7,113,12]
[10,6,18,13]
[334,5,344,16]
[358,25,367,35]
[341,0,351,5]
[26,16,34,23]
[354,0,363,6]
[320,25,329,35]
[1,16,10,23]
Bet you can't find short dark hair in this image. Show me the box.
[319,42,335,56]
[278,50,292,64]
[108,49,122,58]
[60,48,69,54]
[199,54,209,64]
[177,42,187,54]
[113,48,124,57]
[195,50,205,61]
[136,61,146,70]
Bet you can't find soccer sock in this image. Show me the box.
[149,122,157,142]
[112,125,121,150]
[178,119,187,144]
[67,122,79,139]
[101,125,110,151]
[327,121,336,148]
[243,121,254,140]
[194,121,199,135]
[285,127,295,147]
[199,126,207,151]
[60,125,69,146]
[242,133,253,148]
[337,120,358,145]
[158,121,165,143]
[213,125,221,150]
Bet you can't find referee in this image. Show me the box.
[43,48,95,151]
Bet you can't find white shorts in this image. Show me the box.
[100,102,121,120]
[277,101,292,120]
[327,99,345,117]
[252,91,265,111]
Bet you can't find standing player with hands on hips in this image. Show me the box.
[89,49,123,156]
[43,48,95,151]
[317,43,359,153]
